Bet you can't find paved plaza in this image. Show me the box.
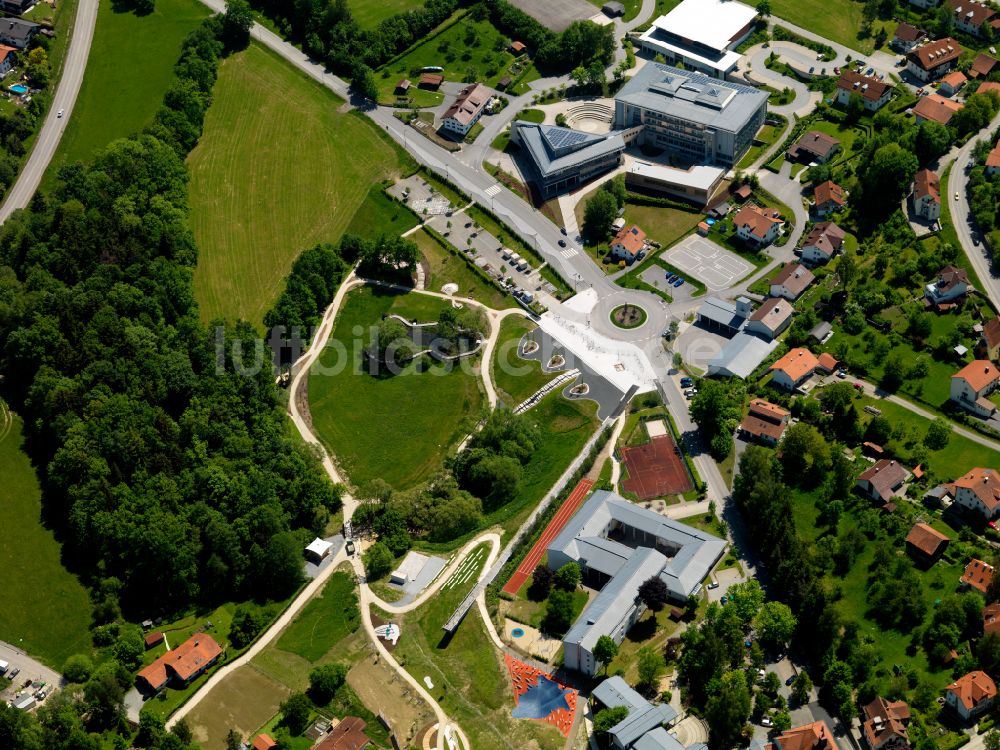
[665,235,754,292]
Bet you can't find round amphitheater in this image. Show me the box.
[565,101,614,133]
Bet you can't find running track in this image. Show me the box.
[502,479,594,595]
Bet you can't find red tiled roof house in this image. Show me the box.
[836,70,894,111]
[739,399,790,446]
[906,37,961,82]
[962,559,996,594]
[862,697,911,750]
[316,717,372,750]
[950,361,1000,418]
[813,180,846,216]
[734,205,783,247]
[610,224,647,264]
[912,169,941,222]
[136,634,223,693]
[800,222,845,266]
[951,467,1000,519]
[945,671,996,721]
[769,348,820,391]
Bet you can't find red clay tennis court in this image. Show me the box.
[621,435,693,500]
[502,479,594,596]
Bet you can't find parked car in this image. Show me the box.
[673,278,684,287]
[560,227,568,235]
[786,675,796,686]
[762,717,774,727]
[854,383,864,391]
[8,668,19,680]
[707,581,719,589]
[666,272,676,281]
[345,540,356,556]
[865,67,874,75]
[989,521,998,530]
[680,377,694,388]
[757,669,767,678]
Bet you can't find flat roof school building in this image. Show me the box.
[637,0,758,79]
[511,120,626,199]
[547,490,726,676]
[614,64,768,167]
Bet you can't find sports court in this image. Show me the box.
[506,0,599,31]
[621,435,693,500]
[666,235,754,292]
[501,479,594,595]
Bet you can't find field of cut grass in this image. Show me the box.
[189,43,409,326]
[276,572,360,662]
[344,185,420,241]
[769,0,892,55]
[0,410,92,668]
[349,0,424,29]
[308,286,484,490]
[48,0,209,175]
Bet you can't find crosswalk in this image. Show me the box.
[560,247,578,259]
[484,183,502,197]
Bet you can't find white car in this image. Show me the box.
[955,192,960,200]
[57,109,64,118]
[762,717,774,727]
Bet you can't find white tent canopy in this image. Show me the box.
[305,537,334,561]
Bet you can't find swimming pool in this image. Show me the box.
[512,676,571,719]
[511,627,525,638]
[706,218,716,226]
[9,84,28,95]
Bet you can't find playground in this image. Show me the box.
[621,435,693,500]
[504,655,577,737]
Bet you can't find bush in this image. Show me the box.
[363,542,395,581]
[62,654,94,684]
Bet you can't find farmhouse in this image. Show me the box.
[950,360,1000,417]
[835,71,894,111]
[733,205,783,247]
[856,460,910,506]
[925,265,970,304]
[137,634,222,693]
[625,161,726,207]
[769,348,820,391]
[906,38,961,82]
[962,559,996,593]
[945,671,996,721]
[547,490,726,676]
[904,523,949,564]
[950,467,1000,519]
[913,94,963,125]
[786,131,841,164]
[591,676,679,750]
[800,222,846,266]
[315,717,372,750]
[769,262,815,301]
[745,298,794,340]
[892,22,926,52]
[610,224,648,264]
[636,0,758,79]
[862,697,911,750]
[440,83,491,137]
[510,121,625,199]
[912,169,942,221]
[813,180,845,216]
[614,63,768,166]
[739,398,790,445]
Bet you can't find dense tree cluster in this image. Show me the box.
[264,243,346,332]
[969,128,1000,235]
[450,408,540,510]
[0,19,340,617]
[582,175,626,242]
[689,379,746,459]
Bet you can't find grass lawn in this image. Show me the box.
[506,587,589,629]
[378,12,540,99]
[308,286,484,490]
[344,185,420,241]
[737,122,785,170]
[411,228,514,309]
[809,118,865,159]
[0,410,92,668]
[276,572,360,662]
[491,316,555,406]
[395,544,564,750]
[349,0,424,29]
[46,0,210,177]
[768,0,891,54]
[189,43,409,327]
[604,605,681,684]
[623,202,702,248]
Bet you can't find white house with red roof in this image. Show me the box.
[950,360,1000,417]
[925,265,970,304]
[733,205,783,247]
[912,169,941,221]
[987,141,1000,176]
[610,224,647,264]
[945,671,996,721]
[951,467,1000,519]
[835,70,894,111]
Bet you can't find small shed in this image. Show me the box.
[809,321,832,342]
[733,184,752,202]
[305,537,334,564]
[391,550,430,584]
[13,695,35,712]
[509,40,526,54]
[419,73,444,89]
[602,1,624,16]
[395,78,411,93]
[144,632,165,650]
[496,75,512,91]
[697,221,710,236]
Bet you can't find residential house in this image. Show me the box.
[950,360,1000,417]
[786,131,841,163]
[0,19,39,49]
[913,94,963,125]
[769,262,815,301]
[985,603,1000,636]
[905,522,950,564]
[925,265,970,304]
[835,71,894,111]
[817,352,839,374]
[939,70,968,96]
[739,399,790,446]
[509,40,527,54]
[981,82,1000,98]
[962,559,996,593]
[765,720,837,750]
[315,717,372,750]
[252,735,279,750]
[912,169,942,221]
[813,180,845,216]
[892,22,926,52]
[987,141,1000,176]
[978,316,1000,360]
[136,634,223,693]
[610,224,647,264]
[0,45,15,77]
[862,697,911,750]
[951,467,1000,519]
[733,205,783,247]
[440,83,491,137]
[769,347,820,390]
[143,632,165,650]
[945,0,1000,38]
[856,460,910,506]
[946,671,997,721]
[970,53,1000,79]
[1,0,36,12]
[696,296,753,336]
[591,675,679,750]
[906,37,961,82]
[745,297,794,340]
[800,221,846,266]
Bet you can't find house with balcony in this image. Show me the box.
[950,360,1000,417]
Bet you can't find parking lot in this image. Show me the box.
[640,263,696,303]
[1,640,63,711]
[664,235,754,292]
[387,175,455,217]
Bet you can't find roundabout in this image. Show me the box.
[610,303,648,330]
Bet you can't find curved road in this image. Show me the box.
[0,0,99,223]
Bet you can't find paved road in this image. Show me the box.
[0,640,62,689]
[0,0,100,223]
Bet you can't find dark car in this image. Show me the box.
[345,540,356,556]
[680,377,694,388]
[560,227,568,235]
[558,239,567,247]
[786,675,796,686]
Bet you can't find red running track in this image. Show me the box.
[502,479,594,596]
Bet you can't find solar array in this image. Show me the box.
[543,126,594,152]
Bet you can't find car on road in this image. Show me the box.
[57,109,64,118]
[680,377,694,388]
[558,239,567,247]
[786,675,796,686]
[707,581,719,589]
[854,382,864,391]
[8,668,19,680]
[865,67,874,75]
[560,227,567,235]
[345,540,356,556]
[954,192,959,201]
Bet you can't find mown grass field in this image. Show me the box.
[769,0,891,54]
[276,572,360,662]
[0,410,92,668]
[47,0,209,176]
[189,43,409,326]
[344,185,420,241]
[491,316,554,406]
[308,286,484,490]
[349,0,424,29]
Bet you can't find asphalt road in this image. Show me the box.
[0,0,100,224]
